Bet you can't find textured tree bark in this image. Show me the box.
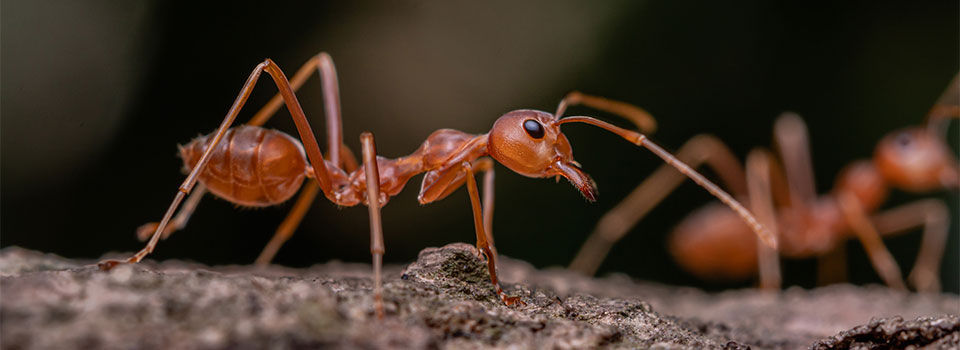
[0,245,956,349]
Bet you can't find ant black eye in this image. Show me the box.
[523,119,545,139]
[895,132,913,149]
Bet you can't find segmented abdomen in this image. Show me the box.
[179,125,308,207]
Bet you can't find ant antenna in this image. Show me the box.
[554,92,657,133]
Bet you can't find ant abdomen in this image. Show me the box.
[179,125,309,207]
[668,202,759,281]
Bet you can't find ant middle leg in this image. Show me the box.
[254,180,322,266]
[360,132,386,318]
[255,143,361,265]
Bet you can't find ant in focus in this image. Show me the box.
[569,75,959,292]
[98,53,776,317]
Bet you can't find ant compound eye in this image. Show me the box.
[523,119,545,139]
[895,132,913,149]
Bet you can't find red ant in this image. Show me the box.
[569,75,959,292]
[98,53,776,317]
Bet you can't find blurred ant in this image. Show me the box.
[98,53,775,317]
[570,75,959,292]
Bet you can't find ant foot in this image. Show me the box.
[908,269,941,293]
[500,294,525,306]
[475,246,488,260]
[374,295,385,319]
[97,259,125,271]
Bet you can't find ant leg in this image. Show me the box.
[99,61,276,270]
[247,54,324,127]
[774,113,818,209]
[100,59,343,270]
[254,180,321,265]
[438,159,496,257]
[816,246,848,286]
[555,91,657,133]
[482,162,496,252]
[255,144,361,265]
[837,192,907,290]
[415,157,498,257]
[135,183,206,242]
[251,53,352,264]
[248,52,346,164]
[569,134,746,275]
[745,149,782,290]
[132,55,335,247]
[361,132,386,318]
[870,199,949,292]
[925,74,959,135]
[336,143,360,173]
[463,161,524,306]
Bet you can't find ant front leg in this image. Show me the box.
[463,161,524,306]
[418,157,521,305]
[419,157,498,257]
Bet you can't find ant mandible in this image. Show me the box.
[569,74,959,292]
[98,53,776,317]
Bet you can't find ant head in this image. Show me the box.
[487,109,597,201]
[873,127,959,192]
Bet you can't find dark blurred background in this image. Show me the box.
[2,1,958,292]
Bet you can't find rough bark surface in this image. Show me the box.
[1,244,957,349]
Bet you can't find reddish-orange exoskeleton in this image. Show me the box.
[570,75,959,292]
[98,53,776,317]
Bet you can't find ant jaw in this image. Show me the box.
[551,160,598,202]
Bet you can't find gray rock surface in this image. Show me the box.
[1,244,957,349]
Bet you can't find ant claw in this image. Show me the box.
[475,246,487,261]
[97,259,123,271]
